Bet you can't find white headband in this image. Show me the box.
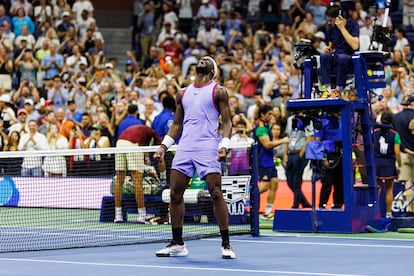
[204,56,218,79]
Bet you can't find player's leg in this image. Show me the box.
[402,154,414,213]
[196,150,236,259]
[259,181,270,192]
[377,178,383,210]
[169,169,190,229]
[261,167,278,218]
[156,169,190,257]
[127,148,147,223]
[263,177,278,217]
[258,165,270,193]
[204,172,236,259]
[114,150,127,223]
[205,173,229,230]
[156,149,193,257]
[384,179,394,218]
[131,170,145,222]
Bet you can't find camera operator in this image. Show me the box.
[319,5,359,98]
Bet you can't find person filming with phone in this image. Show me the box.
[319,5,359,98]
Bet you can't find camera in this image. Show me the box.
[293,39,314,70]
[366,0,391,49]
[371,25,391,47]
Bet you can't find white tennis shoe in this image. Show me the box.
[114,213,123,223]
[156,243,188,257]
[221,245,236,259]
[137,215,154,224]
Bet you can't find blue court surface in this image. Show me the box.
[0,231,413,276]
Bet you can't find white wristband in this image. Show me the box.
[220,137,230,151]
[161,135,175,149]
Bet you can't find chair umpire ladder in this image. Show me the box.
[273,51,386,233]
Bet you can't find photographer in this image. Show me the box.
[319,5,359,98]
[229,119,254,176]
[284,113,313,209]
[69,77,89,114]
[315,112,343,209]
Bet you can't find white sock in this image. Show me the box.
[138,208,146,218]
[265,204,273,215]
[160,171,167,181]
[115,207,122,216]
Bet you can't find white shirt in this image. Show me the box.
[177,0,192,19]
[34,5,52,23]
[163,11,179,31]
[394,37,410,52]
[281,0,295,11]
[72,0,94,23]
[230,134,254,144]
[77,17,95,40]
[260,71,278,103]
[18,131,48,168]
[1,107,16,124]
[8,122,28,134]
[2,31,15,51]
[15,34,36,49]
[66,54,88,72]
[196,27,222,48]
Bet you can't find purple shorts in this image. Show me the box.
[172,149,221,179]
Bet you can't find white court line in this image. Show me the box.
[262,232,414,243]
[0,258,367,276]
[211,238,414,249]
[1,230,155,239]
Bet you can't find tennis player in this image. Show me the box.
[154,56,236,259]
[114,124,163,223]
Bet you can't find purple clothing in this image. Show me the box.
[172,80,221,178]
[177,80,220,152]
[172,149,221,179]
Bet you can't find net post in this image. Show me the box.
[250,142,260,236]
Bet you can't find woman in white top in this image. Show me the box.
[394,27,410,52]
[43,123,69,176]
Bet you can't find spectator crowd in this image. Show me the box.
[0,0,409,183]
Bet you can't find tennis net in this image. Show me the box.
[0,144,255,252]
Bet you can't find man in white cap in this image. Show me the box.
[8,108,29,134]
[24,98,40,122]
[56,11,76,41]
[66,44,88,75]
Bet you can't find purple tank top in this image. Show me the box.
[177,80,220,151]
